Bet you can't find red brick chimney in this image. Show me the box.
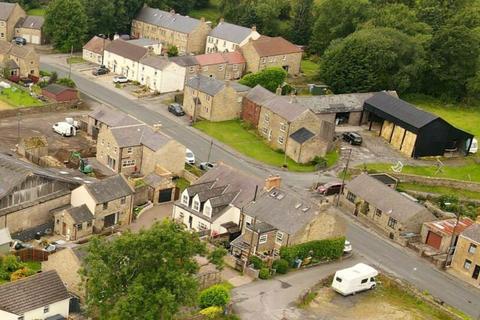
[264,175,281,191]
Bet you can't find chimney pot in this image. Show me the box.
[170,9,175,14]
[252,25,257,32]
[264,175,281,191]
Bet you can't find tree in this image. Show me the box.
[83,0,116,37]
[239,68,287,92]
[44,0,88,52]
[82,221,206,320]
[167,45,179,57]
[309,0,372,55]
[208,247,227,271]
[319,27,426,94]
[288,0,314,45]
[198,285,230,309]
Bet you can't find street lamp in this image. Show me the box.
[336,147,353,207]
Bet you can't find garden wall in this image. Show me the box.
[394,173,480,192]
[0,101,83,118]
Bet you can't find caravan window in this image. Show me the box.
[361,278,368,284]
[335,277,342,283]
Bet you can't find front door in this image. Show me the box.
[188,216,193,229]
[472,265,480,280]
[104,213,118,228]
[62,222,67,235]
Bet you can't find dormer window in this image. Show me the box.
[181,194,189,206]
[204,205,212,217]
[193,200,200,211]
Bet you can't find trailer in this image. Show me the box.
[332,263,378,296]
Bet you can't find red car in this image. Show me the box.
[317,181,344,196]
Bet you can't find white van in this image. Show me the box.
[332,263,378,296]
[52,122,76,137]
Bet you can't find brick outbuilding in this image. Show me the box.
[42,84,78,102]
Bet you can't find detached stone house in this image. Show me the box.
[450,221,480,286]
[241,36,302,75]
[206,19,260,53]
[0,270,70,320]
[172,163,263,237]
[87,106,141,139]
[96,123,185,176]
[14,15,44,45]
[0,2,26,42]
[103,39,148,81]
[196,51,246,80]
[83,35,111,65]
[131,6,211,55]
[341,173,436,243]
[184,74,250,121]
[0,40,39,77]
[231,176,345,260]
[138,55,185,93]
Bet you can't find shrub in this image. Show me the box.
[280,237,345,265]
[48,71,58,84]
[272,259,289,274]
[56,77,76,88]
[199,306,223,319]
[40,70,52,77]
[208,247,228,271]
[2,255,21,272]
[198,285,230,309]
[248,256,264,270]
[259,268,270,280]
[10,267,35,281]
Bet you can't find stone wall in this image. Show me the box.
[394,173,480,193]
[0,101,82,118]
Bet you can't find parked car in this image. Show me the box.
[92,66,109,76]
[113,75,129,83]
[199,162,216,171]
[52,122,76,137]
[343,240,352,254]
[332,263,378,296]
[185,148,195,164]
[168,103,185,116]
[317,181,343,196]
[20,78,33,87]
[342,132,363,145]
[11,240,33,251]
[13,37,26,45]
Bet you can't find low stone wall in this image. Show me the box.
[393,172,480,192]
[0,101,84,118]
[183,170,199,183]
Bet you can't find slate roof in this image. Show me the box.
[170,55,199,67]
[0,270,70,315]
[105,39,148,62]
[0,228,11,245]
[346,173,434,223]
[135,6,202,34]
[143,172,171,188]
[364,92,439,131]
[128,38,157,47]
[262,95,308,122]
[43,84,75,95]
[84,174,133,204]
[290,127,315,144]
[186,75,250,96]
[248,36,302,57]
[0,42,36,59]
[89,106,141,128]
[83,36,110,54]
[109,124,172,151]
[18,15,44,30]
[462,223,480,243]
[209,21,255,43]
[243,187,322,235]
[139,55,171,70]
[296,91,399,114]
[369,173,398,186]
[65,204,94,224]
[245,85,275,105]
[0,2,15,21]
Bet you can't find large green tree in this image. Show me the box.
[319,27,426,94]
[44,0,88,52]
[288,0,314,45]
[82,221,206,320]
[239,67,287,92]
[83,0,116,37]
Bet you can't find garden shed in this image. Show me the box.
[42,84,78,102]
[364,93,474,158]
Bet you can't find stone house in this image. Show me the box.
[206,19,260,54]
[0,2,26,42]
[143,170,177,204]
[69,174,134,232]
[183,74,250,122]
[241,84,274,127]
[449,220,480,286]
[240,36,302,75]
[103,39,148,81]
[341,173,436,243]
[0,40,39,77]
[138,55,185,93]
[82,35,111,65]
[86,106,141,139]
[231,176,345,260]
[131,6,211,55]
[286,123,334,164]
[0,270,71,320]
[53,204,94,241]
[14,15,44,44]
[96,123,185,176]
[421,217,474,253]
[195,51,246,80]
[172,163,263,237]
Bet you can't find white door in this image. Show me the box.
[31,35,40,44]
[22,34,31,43]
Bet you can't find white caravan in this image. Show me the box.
[332,263,378,296]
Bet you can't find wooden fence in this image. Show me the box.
[13,248,49,262]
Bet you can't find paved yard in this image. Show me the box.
[128,203,173,232]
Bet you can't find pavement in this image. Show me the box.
[40,55,480,318]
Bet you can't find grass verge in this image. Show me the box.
[398,182,480,200]
[0,87,43,107]
[194,120,318,172]
[67,56,86,64]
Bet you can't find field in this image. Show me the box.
[0,87,44,108]
[190,0,222,23]
[27,8,46,16]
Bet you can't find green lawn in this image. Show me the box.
[0,87,44,108]
[190,0,222,23]
[67,56,86,64]
[175,177,191,191]
[398,182,480,200]
[194,120,318,172]
[300,59,320,79]
[27,8,46,16]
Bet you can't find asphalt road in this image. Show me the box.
[40,58,480,318]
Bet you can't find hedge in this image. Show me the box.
[272,259,289,274]
[198,285,230,309]
[259,268,270,280]
[248,256,264,270]
[280,237,345,265]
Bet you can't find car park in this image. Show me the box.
[113,75,129,83]
[317,181,344,196]
[199,162,216,171]
[168,103,185,116]
[342,132,363,145]
[185,148,195,164]
[92,66,109,76]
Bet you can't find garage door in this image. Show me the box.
[158,188,173,203]
[21,34,30,43]
[31,35,40,44]
[426,231,442,249]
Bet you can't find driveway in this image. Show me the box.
[127,203,172,232]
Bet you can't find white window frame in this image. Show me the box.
[259,234,268,244]
[275,231,284,244]
[193,200,200,211]
[280,123,287,132]
[468,243,477,254]
[181,194,189,206]
[122,159,136,168]
[464,259,472,270]
[126,147,133,154]
[278,136,284,144]
[198,221,208,230]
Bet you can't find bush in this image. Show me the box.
[248,256,264,270]
[48,71,58,84]
[56,77,76,88]
[272,259,289,274]
[208,247,228,271]
[280,237,345,265]
[10,267,35,281]
[238,67,287,92]
[2,255,21,272]
[310,156,327,168]
[259,268,270,280]
[198,285,230,309]
[199,306,223,319]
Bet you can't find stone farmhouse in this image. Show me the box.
[206,19,260,53]
[0,40,39,77]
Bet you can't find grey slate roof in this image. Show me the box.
[84,174,133,204]
[296,91,398,114]
[245,85,275,105]
[0,2,15,21]
[89,106,141,128]
[135,6,202,34]
[346,173,434,223]
[462,223,480,244]
[0,270,70,315]
[290,127,315,144]
[209,21,254,43]
[0,228,11,245]
[243,187,321,235]
[128,38,157,47]
[19,15,44,29]
[187,75,251,96]
[170,55,199,67]
[262,95,308,122]
[66,204,94,224]
[139,55,171,70]
[144,172,171,188]
[105,39,148,62]
[110,124,172,151]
